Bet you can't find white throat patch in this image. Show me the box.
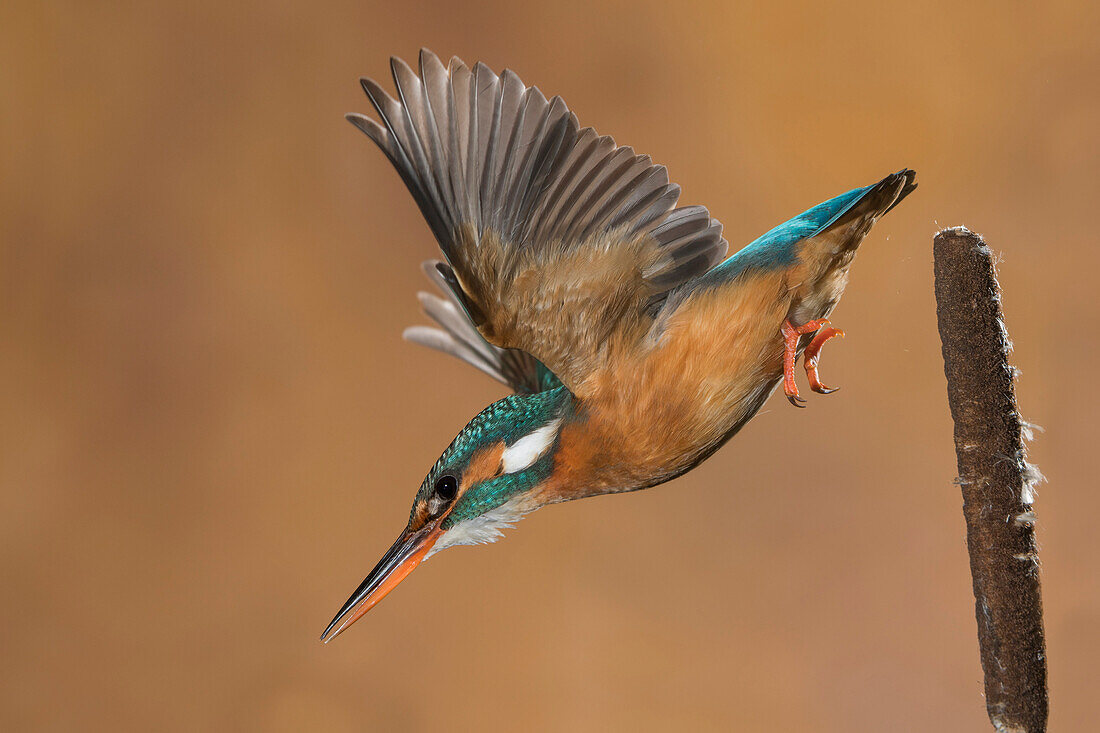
[427,495,537,558]
[500,417,563,474]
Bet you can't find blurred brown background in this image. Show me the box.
[2,1,1097,730]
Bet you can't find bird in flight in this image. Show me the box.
[321,50,916,642]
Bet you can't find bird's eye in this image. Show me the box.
[434,475,458,502]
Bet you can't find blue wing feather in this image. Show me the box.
[700,182,875,285]
[648,170,916,335]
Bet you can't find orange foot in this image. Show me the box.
[782,318,845,407]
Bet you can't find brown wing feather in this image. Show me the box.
[404,260,550,395]
[449,223,665,389]
[349,49,727,394]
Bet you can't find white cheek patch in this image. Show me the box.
[500,418,563,474]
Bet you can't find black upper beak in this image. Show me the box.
[320,523,439,643]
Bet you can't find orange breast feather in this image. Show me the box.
[546,270,794,501]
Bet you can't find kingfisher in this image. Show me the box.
[321,50,916,642]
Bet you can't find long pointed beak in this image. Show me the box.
[320,523,441,643]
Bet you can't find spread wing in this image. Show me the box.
[403,260,561,395]
[348,49,727,395]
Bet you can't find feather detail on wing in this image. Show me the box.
[350,49,727,394]
[403,261,560,395]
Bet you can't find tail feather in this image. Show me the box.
[824,168,916,233]
[649,169,917,334]
[698,168,917,286]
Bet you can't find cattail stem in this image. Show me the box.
[933,227,1048,732]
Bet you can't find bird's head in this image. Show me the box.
[321,385,574,642]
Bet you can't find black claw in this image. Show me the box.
[813,386,839,395]
[787,393,807,407]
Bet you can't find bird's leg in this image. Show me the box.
[804,324,845,394]
[782,318,843,407]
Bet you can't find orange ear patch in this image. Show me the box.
[462,441,506,488]
[410,500,431,530]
